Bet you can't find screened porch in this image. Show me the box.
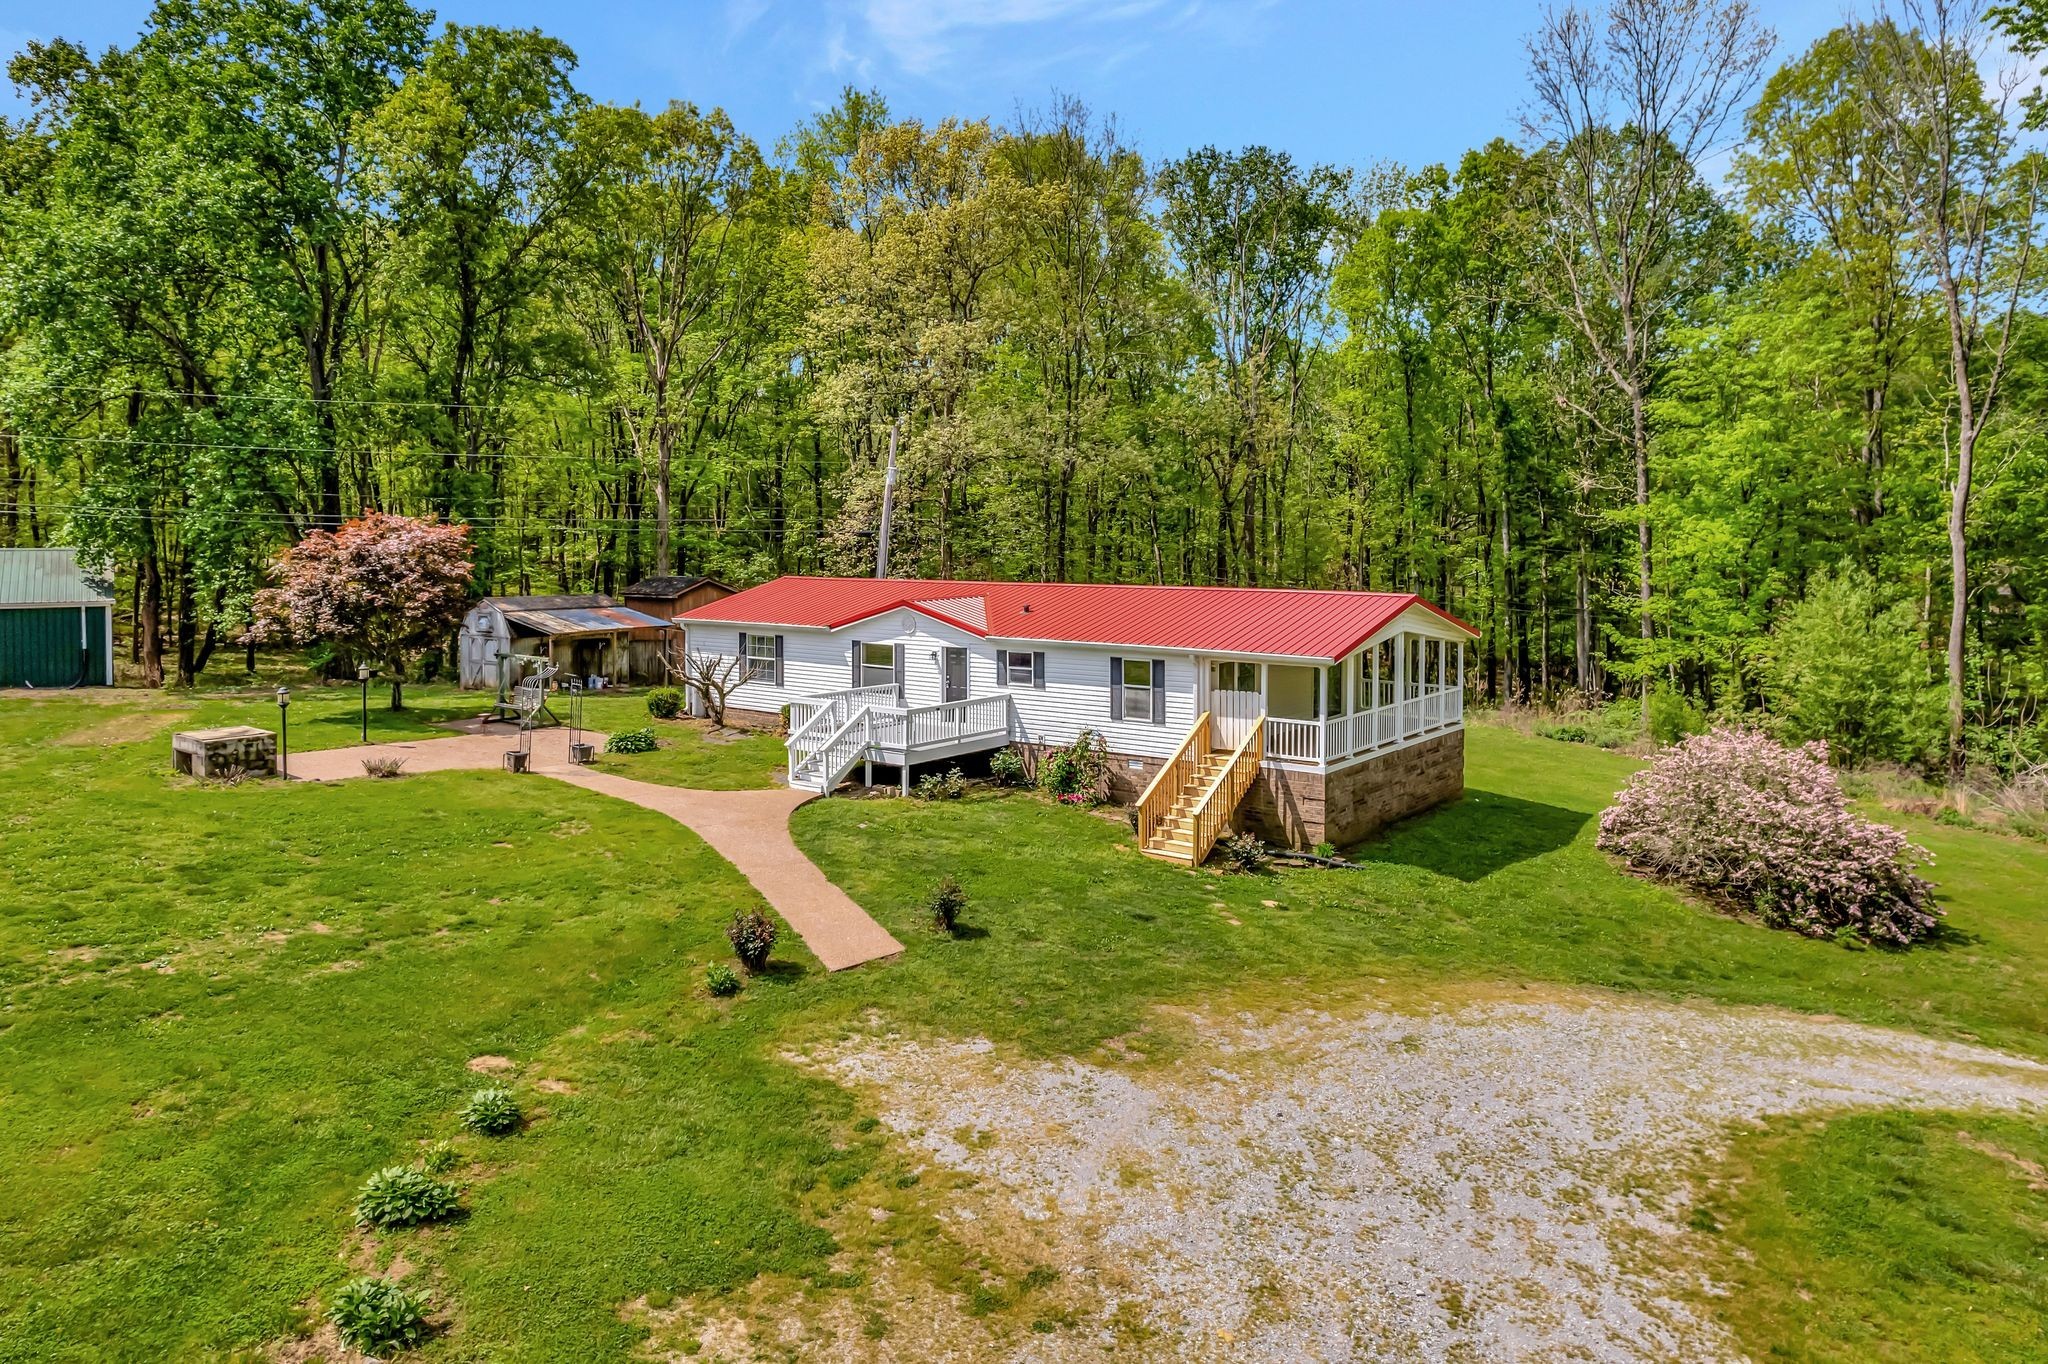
[1201,631,1465,771]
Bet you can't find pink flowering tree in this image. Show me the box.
[1596,727,1940,946]
[250,514,474,710]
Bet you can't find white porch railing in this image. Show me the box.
[787,691,1015,794]
[1262,684,1464,768]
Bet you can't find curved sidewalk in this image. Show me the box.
[285,729,903,971]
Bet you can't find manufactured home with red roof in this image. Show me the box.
[679,577,1478,860]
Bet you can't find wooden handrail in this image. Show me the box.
[1188,714,1264,866]
[1137,712,1210,847]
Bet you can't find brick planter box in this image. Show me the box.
[172,726,277,779]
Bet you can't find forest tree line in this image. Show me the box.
[2,0,2046,778]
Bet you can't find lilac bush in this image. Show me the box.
[1596,727,1940,945]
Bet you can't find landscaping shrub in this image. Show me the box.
[1767,566,1941,767]
[914,767,967,800]
[460,1087,522,1136]
[329,1276,430,1355]
[1216,831,1271,873]
[354,1166,459,1229]
[1646,684,1708,747]
[928,875,967,934]
[361,755,408,779]
[705,962,741,997]
[1596,726,1940,945]
[987,746,1028,787]
[646,687,684,720]
[605,726,658,754]
[727,908,777,971]
[1039,729,1109,801]
[419,1141,460,1176]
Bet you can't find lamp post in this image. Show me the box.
[275,685,291,779]
[357,664,378,744]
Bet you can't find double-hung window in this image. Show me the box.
[1120,658,1155,722]
[859,642,895,691]
[1003,650,1036,686]
[743,632,779,683]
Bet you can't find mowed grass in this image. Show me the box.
[1,688,2045,1360]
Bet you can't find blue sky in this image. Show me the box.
[3,0,1864,170]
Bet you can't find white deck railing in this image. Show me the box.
[786,691,1015,793]
[1262,685,1463,768]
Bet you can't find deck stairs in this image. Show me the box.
[789,707,874,794]
[1135,712,1266,865]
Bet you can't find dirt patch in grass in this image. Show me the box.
[796,987,2048,1363]
[53,709,189,746]
[466,1055,515,1074]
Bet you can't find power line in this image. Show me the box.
[15,432,674,464]
[15,383,531,413]
[0,501,798,533]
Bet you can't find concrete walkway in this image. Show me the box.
[285,728,904,971]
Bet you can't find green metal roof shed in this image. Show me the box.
[0,549,115,687]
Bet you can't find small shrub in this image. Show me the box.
[928,875,967,934]
[329,1276,430,1355]
[354,1166,459,1229]
[1646,684,1708,747]
[1534,697,1640,750]
[1216,831,1271,873]
[727,908,777,972]
[914,767,967,801]
[705,962,741,997]
[361,755,408,779]
[460,1086,522,1136]
[606,726,658,754]
[1039,730,1109,801]
[419,1141,460,1176]
[646,687,684,720]
[1596,726,1940,945]
[1313,841,1336,860]
[987,746,1028,787]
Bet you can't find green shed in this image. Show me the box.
[0,549,115,688]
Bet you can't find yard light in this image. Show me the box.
[357,664,378,744]
[275,685,291,780]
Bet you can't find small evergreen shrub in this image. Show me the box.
[646,687,684,720]
[1216,831,1271,873]
[1596,727,1940,945]
[329,1276,430,1355]
[460,1087,522,1136]
[928,875,967,934]
[354,1167,459,1229]
[606,727,658,754]
[705,962,741,997]
[914,767,967,801]
[727,909,777,972]
[419,1141,460,1176]
[988,746,1028,787]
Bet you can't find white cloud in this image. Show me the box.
[849,0,1180,80]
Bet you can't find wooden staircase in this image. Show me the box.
[1136,711,1266,865]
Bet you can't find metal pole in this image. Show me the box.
[875,418,899,579]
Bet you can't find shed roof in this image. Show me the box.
[679,576,1477,662]
[0,549,114,608]
[502,605,674,637]
[622,575,729,599]
[488,593,613,611]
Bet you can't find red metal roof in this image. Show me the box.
[678,577,1477,661]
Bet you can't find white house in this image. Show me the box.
[679,576,1479,861]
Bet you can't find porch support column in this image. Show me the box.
[1395,633,1408,737]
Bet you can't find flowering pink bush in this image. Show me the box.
[1596,727,1939,946]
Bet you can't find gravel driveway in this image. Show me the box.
[804,987,2048,1362]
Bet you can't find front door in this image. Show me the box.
[943,647,968,703]
[1204,659,1262,748]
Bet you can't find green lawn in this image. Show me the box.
[1,690,2044,1360]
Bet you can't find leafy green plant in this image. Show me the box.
[329,1276,431,1354]
[1767,566,1941,767]
[928,875,967,934]
[354,1167,459,1229]
[705,962,741,997]
[606,727,658,754]
[987,746,1029,787]
[1646,684,1709,747]
[460,1086,522,1136]
[1039,730,1109,801]
[646,687,684,720]
[419,1141,460,1176]
[726,908,777,972]
[914,767,967,800]
[1216,831,1271,873]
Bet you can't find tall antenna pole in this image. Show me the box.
[875,418,899,579]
